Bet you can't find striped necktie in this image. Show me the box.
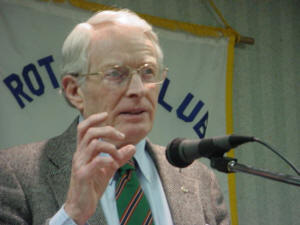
[115,159,154,225]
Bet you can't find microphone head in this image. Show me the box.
[166,138,193,168]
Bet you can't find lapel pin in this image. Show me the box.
[180,186,189,193]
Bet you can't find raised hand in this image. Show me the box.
[64,112,136,225]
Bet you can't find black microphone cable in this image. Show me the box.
[253,137,300,176]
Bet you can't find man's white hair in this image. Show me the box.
[61,9,163,79]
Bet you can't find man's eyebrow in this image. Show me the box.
[94,61,123,69]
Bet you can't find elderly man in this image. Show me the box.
[0,9,229,225]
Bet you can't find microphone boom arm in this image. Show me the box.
[210,157,300,187]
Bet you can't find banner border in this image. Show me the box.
[225,35,238,225]
[42,0,239,40]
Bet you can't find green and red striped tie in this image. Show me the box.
[115,159,154,225]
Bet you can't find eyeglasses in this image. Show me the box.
[75,63,167,86]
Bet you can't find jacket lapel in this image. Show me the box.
[45,117,107,225]
[146,141,206,225]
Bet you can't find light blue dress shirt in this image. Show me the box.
[50,139,173,225]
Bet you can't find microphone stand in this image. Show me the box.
[210,157,300,187]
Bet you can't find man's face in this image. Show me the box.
[78,25,160,146]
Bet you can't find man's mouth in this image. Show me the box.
[120,110,146,115]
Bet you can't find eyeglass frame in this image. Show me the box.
[71,63,168,86]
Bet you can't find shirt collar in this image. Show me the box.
[79,114,84,122]
[133,139,153,183]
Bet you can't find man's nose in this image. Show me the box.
[125,73,146,97]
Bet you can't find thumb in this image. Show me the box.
[118,144,136,166]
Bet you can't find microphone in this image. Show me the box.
[166,135,255,168]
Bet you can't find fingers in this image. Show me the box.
[82,141,136,171]
[82,140,119,165]
[85,144,136,179]
[78,126,125,152]
[77,112,125,152]
[118,144,136,166]
[74,112,136,180]
[77,112,108,144]
[75,112,128,166]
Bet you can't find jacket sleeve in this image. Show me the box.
[0,153,51,225]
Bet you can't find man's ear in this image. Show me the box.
[61,75,84,111]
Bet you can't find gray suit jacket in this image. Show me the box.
[0,118,229,225]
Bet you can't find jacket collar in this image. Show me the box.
[46,117,78,169]
[45,116,107,225]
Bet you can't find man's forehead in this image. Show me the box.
[91,23,147,41]
[89,24,155,54]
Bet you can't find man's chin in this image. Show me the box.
[119,125,150,144]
